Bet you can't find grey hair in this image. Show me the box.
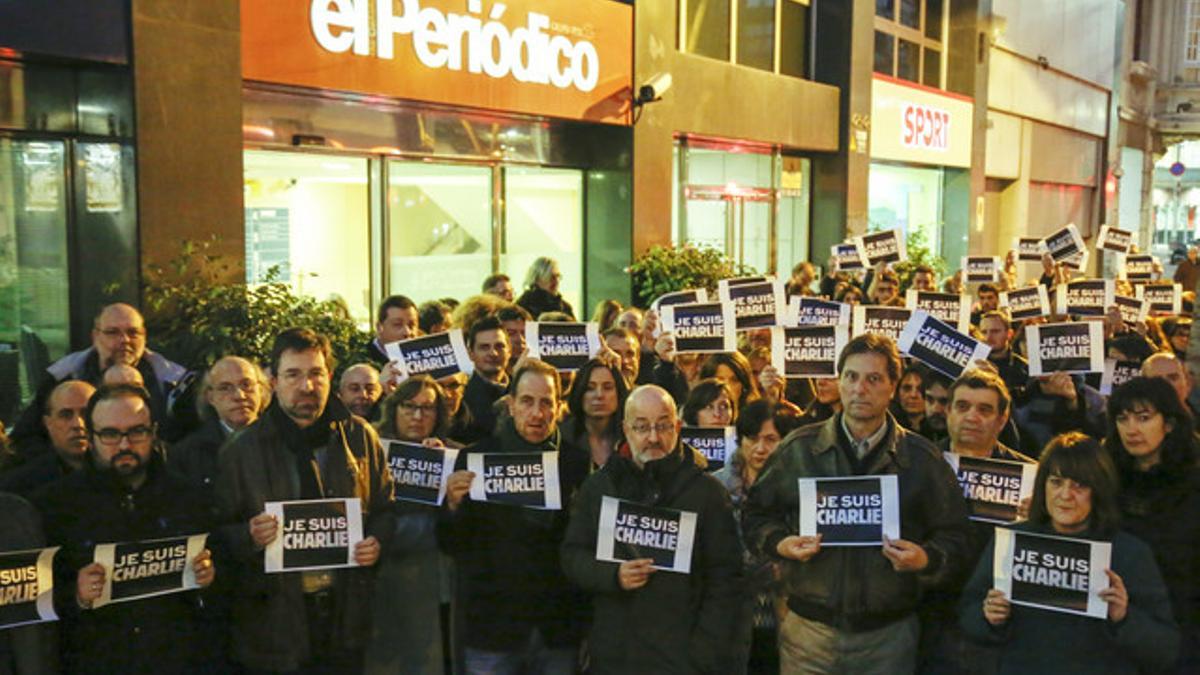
[523,256,559,289]
[197,356,271,421]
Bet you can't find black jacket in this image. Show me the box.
[0,494,54,675]
[0,452,77,498]
[561,445,746,674]
[516,286,575,321]
[462,371,507,441]
[987,351,1030,407]
[743,413,972,629]
[168,415,230,497]
[34,454,214,674]
[437,418,590,651]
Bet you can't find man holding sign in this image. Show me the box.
[215,329,394,673]
[36,384,216,673]
[744,334,971,673]
[561,385,745,673]
[439,359,590,673]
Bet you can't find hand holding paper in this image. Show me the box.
[983,589,1012,626]
[192,549,215,588]
[353,536,381,567]
[776,534,822,562]
[445,470,475,512]
[1100,569,1128,623]
[881,535,928,572]
[76,562,106,608]
[618,558,656,591]
[250,512,280,550]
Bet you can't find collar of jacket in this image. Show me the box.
[84,446,167,496]
[814,412,911,469]
[495,415,561,454]
[608,439,701,504]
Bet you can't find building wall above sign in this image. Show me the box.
[870,74,974,168]
[242,0,633,125]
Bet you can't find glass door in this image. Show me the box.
[503,166,584,314]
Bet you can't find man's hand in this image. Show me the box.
[76,562,106,608]
[776,535,822,562]
[881,536,929,572]
[192,549,215,588]
[380,361,402,396]
[654,332,676,363]
[249,512,279,550]
[983,589,1011,626]
[618,558,656,591]
[354,536,382,567]
[445,470,475,512]
[421,437,446,449]
[1041,372,1078,408]
[759,365,785,402]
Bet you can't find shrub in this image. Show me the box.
[628,244,756,308]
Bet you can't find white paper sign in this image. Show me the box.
[943,454,1037,524]
[596,496,698,573]
[1026,322,1106,376]
[265,498,364,573]
[660,302,738,353]
[92,534,208,608]
[385,329,474,379]
[798,475,901,546]
[467,452,562,510]
[385,441,460,506]
[897,310,991,379]
[524,322,602,371]
[993,528,1112,619]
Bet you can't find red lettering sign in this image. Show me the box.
[901,104,950,151]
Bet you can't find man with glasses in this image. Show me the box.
[561,385,746,673]
[0,380,95,496]
[34,384,216,673]
[215,328,394,673]
[440,359,590,674]
[171,356,268,495]
[10,303,188,458]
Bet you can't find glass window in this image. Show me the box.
[387,162,493,306]
[1187,0,1200,64]
[779,0,810,78]
[923,48,941,88]
[925,0,943,40]
[0,139,70,415]
[876,0,895,19]
[899,0,920,29]
[737,0,776,71]
[777,156,811,274]
[897,39,920,83]
[243,150,372,324]
[868,162,944,257]
[874,31,895,75]
[503,168,584,315]
[684,0,731,60]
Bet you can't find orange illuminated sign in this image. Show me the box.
[241,0,633,125]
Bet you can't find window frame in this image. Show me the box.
[873,0,947,88]
[678,0,812,79]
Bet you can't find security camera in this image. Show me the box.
[636,73,673,106]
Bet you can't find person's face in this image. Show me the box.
[924,383,950,430]
[604,334,639,385]
[583,367,618,420]
[489,279,514,302]
[1170,326,1190,353]
[92,305,147,368]
[843,290,863,305]
[979,317,1010,354]
[948,386,1008,451]
[624,393,680,467]
[838,353,896,423]
[742,419,782,474]
[338,367,382,419]
[713,364,743,403]
[272,348,331,428]
[1143,359,1191,406]
[508,372,558,444]
[501,320,526,362]
[537,265,562,294]
[616,310,642,334]
[873,278,897,301]
[470,328,511,379]
[1046,473,1093,534]
[438,373,467,414]
[813,378,840,404]
[1189,247,1198,263]
[1115,403,1171,469]
[43,383,94,460]
[898,373,925,415]
[207,359,264,430]
[913,271,935,292]
[978,291,999,311]
[676,354,701,384]
[377,306,419,345]
[697,391,734,426]
[394,386,438,442]
[428,311,452,335]
[90,395,155,480]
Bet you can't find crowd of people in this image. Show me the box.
[0,250,1195,674]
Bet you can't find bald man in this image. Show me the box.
[0,380,95,496]
[561,385,746,673]
[170,356,267,494]
[9,303,187,457]
[338,363,382,420]
[1142,352,1200,423]
[102,364,145,388]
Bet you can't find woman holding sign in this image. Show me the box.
[959,433,1178,674]
[367,376,453,675]
[1105,377,1200,673]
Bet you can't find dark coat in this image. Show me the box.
[437,418,590,652]
[168,415,230,497]
[214,399,395,672]
[561,446,746,674]
[461,371,507,441]
[743,413,972,628]
[0,494,55,675]
[1013,377,1106,459]
[0,453,76,498]
[958,523,1179,674]
[516,286,575,320]
[34,455,213,674]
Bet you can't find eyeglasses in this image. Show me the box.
[628,421,675,436]
[214,380,258,396]
[398,402,438,416]
[99,328,145,340]
[94,425,155,446]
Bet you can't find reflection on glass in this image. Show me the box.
[737,0,776,72]
[0,139,70,415]
[678,146,778,274]
[777,157,811,274]
[387,162,492,305]
[925,0,944,39]
[685,0,731,60]
[779,0,810,78]
[876,0,895,19]
[899,0,920,28]
[923,48,941,88]
[874,31,894,75]
[243,150,371,325]
[868,162,943,257]
[898,39,920,83]
[503,168,584,315]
